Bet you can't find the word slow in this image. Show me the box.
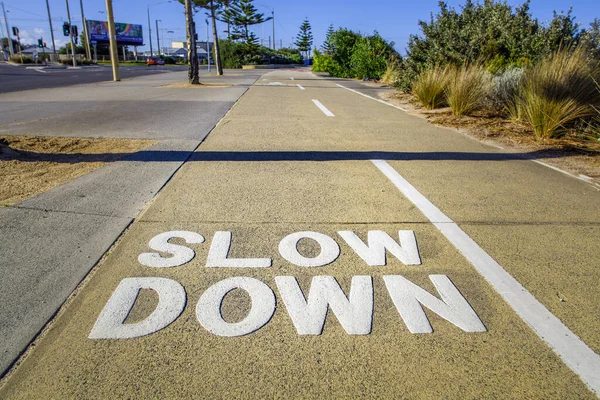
[89,230,486,339]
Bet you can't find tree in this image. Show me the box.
[184,0,200,83]
[295,19,313,59]
[229,0,271,48]
[217,3,237,40]
[321,24,334,54]
[189,0,230,75]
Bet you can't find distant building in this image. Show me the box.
[21,46,53,55]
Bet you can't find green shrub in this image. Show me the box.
[350,33,395,79]
[520,46,600,139]
[412,66,450,109]
[10,55,32,64]
[398,1,594,92]
[312,49,343,76]
[163,56,176,64]
[446,65,492,116]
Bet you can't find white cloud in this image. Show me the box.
[34,28,45,35]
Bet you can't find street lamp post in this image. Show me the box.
[155,19,160,55]
[205,19,210,72]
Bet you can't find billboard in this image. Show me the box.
[87,20,143,46]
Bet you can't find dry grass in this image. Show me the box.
[381,63,401,87]
[520,46,600,140]
[412,66,449,109]
[445,64,491,116]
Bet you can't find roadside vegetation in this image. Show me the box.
[313,29,397,80]
[367,0,600,146]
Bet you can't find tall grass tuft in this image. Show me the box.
[519,46,600,140]
[381,61,402,88]
[445,64,491,116]
[412,66,449,109]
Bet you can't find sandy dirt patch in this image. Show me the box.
[0,136,156,206]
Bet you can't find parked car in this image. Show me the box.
[147,57,166,66]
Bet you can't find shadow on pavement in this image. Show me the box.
[1,149,576,163]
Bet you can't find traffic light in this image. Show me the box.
[74,36,78,45]
[11,26,18,36]
[38,38,43,48]
[63,22,70,36]
[71,25,78,37]
[43,42,47,48]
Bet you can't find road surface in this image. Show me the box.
[0,69,599,398]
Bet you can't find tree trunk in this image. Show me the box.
[184,0,199,84]
[210,0,223,75]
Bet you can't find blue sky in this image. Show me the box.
[3,0,599,53]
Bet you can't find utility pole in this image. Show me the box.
[45,0,56,61]
[147,7,153,56]
[155,19,160,55]
[79,0,91,60]
[105,0,119,80]
[1,2,13,57]
[272,10,275,50]
[65,0,77,67]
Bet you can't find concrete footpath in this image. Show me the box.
[1,70,599,398]
[0,70,260,376]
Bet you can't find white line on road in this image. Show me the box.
[339,82,599,190]
[371,159,600,396]
[290,77,295,80]
[297,84,305,91]
[337,83,407,111]
[312,99,334,117]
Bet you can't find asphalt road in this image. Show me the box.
[0,63,189,93]
[0,68,599,398]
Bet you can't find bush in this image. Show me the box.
[489,67,524,118]
[398,1,594,92]
[313,49,343,76]
[10,55,32,64]
[412,66,450,109]
[350,33,395,79]
[519,46,600,139]
[446,65,492,116]
[163,56,176,64]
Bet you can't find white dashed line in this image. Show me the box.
[290,77,294,80]
[371,159,600,396]
[312,99,334,117]
[297,84,305,91]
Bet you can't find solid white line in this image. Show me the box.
[338,82,599,190]
[336,83,407,111]
[290,77,295,80]
[297,84,305,91]
[531,160,600,189]
[371,159,600,396]
[312,99,334,117]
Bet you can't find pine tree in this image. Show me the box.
[184,0,199,83]
[295,19,313,59]
[321,24,335,54]
[189,0,230,75]
[229,0,271,48]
